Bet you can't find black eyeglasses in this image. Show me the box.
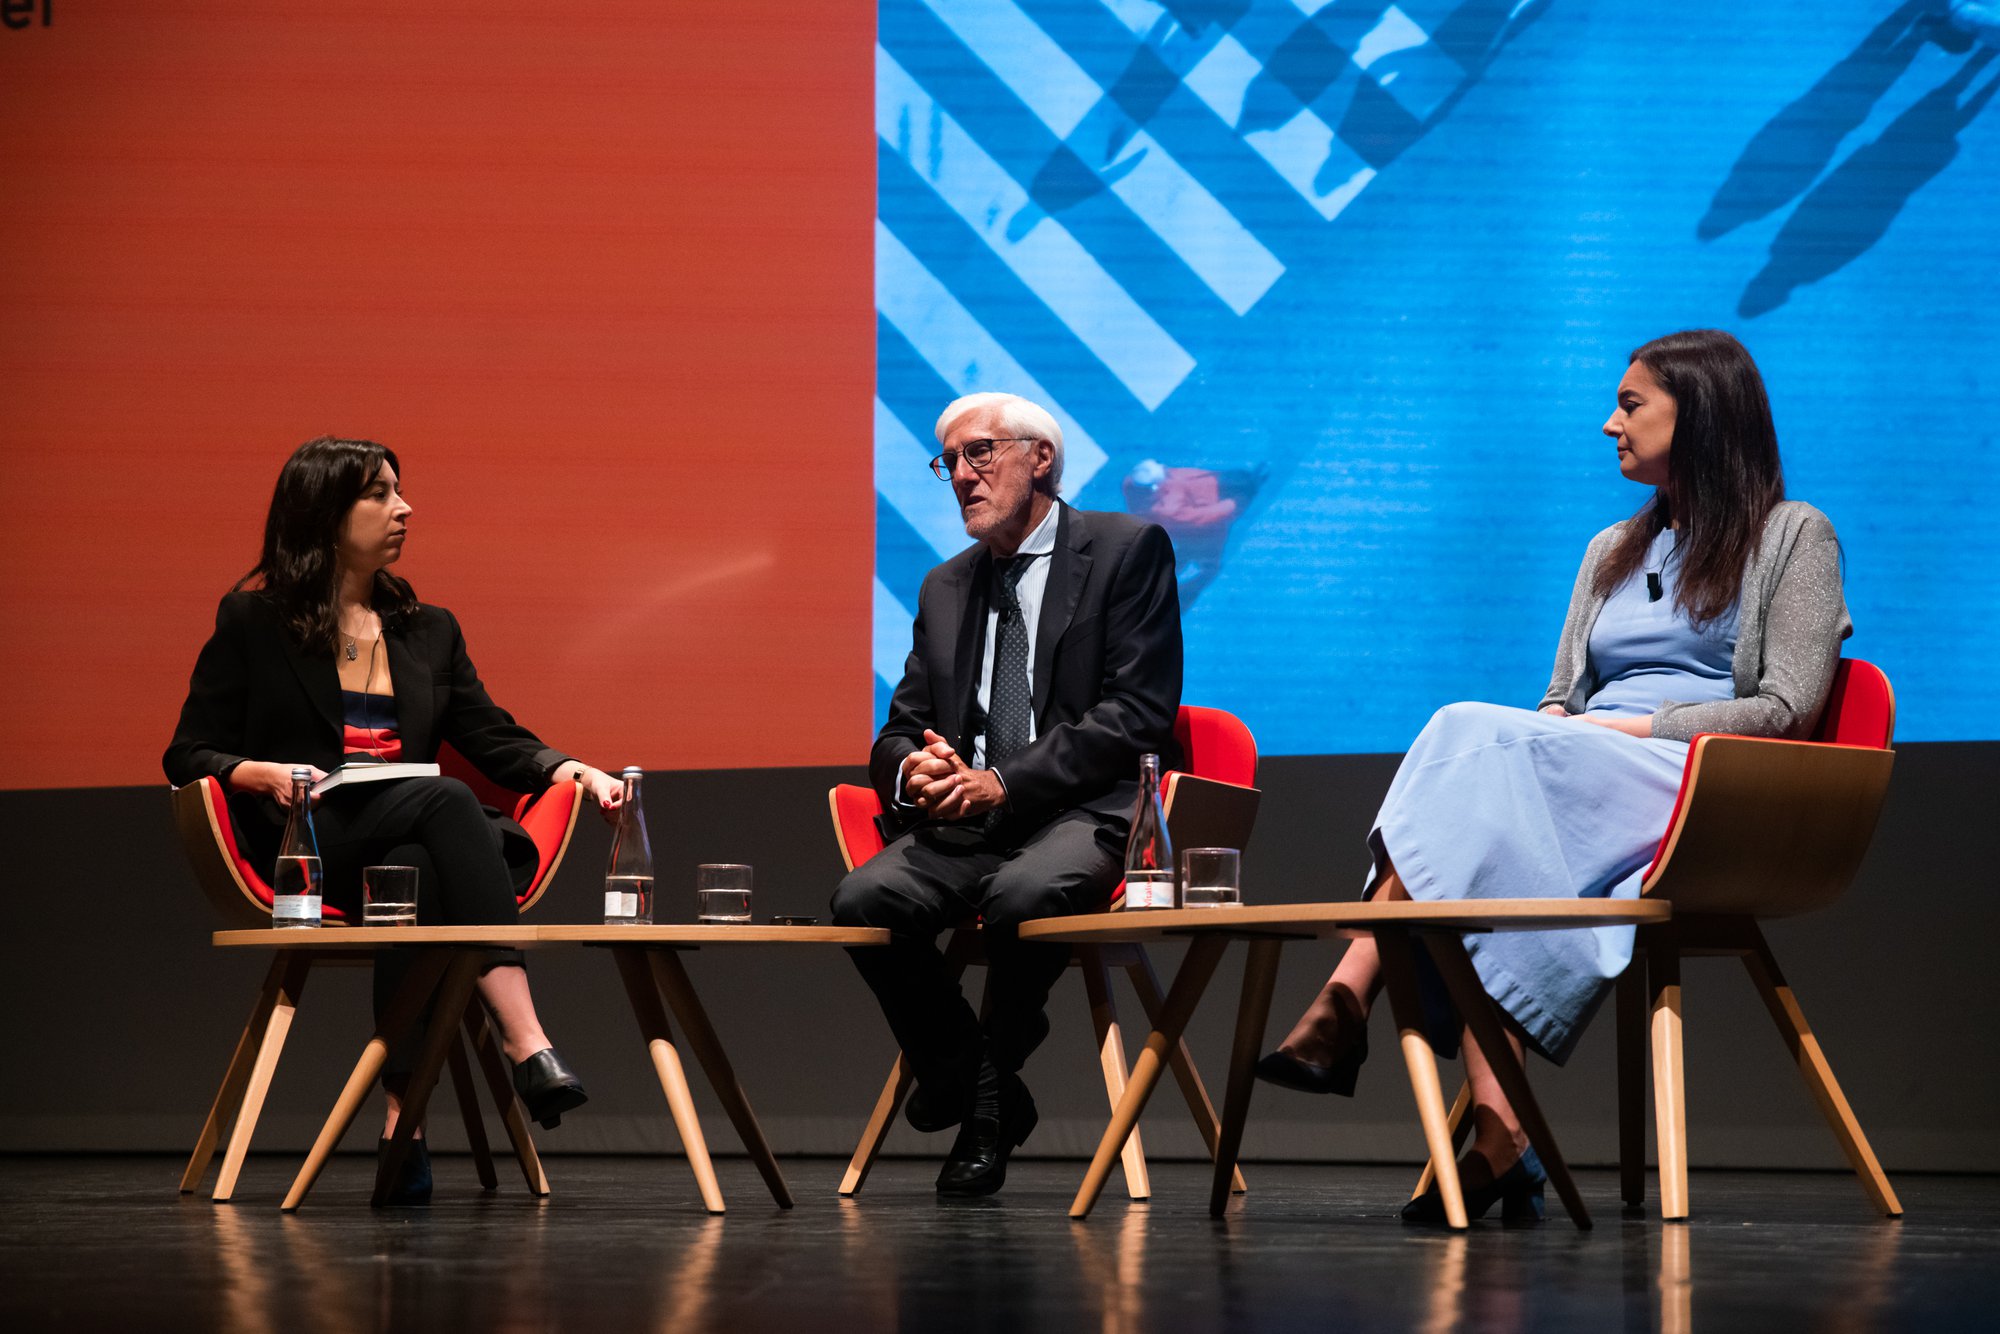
[930,437,1037,480]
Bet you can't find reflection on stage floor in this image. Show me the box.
[2,1156,1992,1331]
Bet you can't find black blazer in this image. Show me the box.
[870,503,1183,830]
[164,591,569,832]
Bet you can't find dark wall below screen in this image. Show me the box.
[7,744,1992,1172]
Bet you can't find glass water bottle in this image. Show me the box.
[1122,753,1176,910]
[604,766,655,924]
[272,767,323,928]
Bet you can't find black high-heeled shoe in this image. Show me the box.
[1401,1145,1546,1226]
[376,1137,433,1206]
[512,1048,588,1129]
[1254,1029,1368,1097]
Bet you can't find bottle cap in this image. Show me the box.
[621,765,643,777]
[291,766,311,780]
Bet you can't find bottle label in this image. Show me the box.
[274,894,320,921]
[1124,871,1176,910]
[605,890,638,919]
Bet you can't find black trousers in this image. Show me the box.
[283,776,535,1076]
[829,807,1124,1077]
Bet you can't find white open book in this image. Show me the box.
[310,762,441,796]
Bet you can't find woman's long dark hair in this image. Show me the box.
[235,436,420,654]
[1593,330,1786,626]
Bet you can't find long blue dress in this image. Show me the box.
[1371,529,1739,1062]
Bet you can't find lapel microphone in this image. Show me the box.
[1646,572,1663,602]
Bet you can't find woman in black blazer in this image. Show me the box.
[166,435,624,1203]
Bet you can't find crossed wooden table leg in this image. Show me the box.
[542,924,889,1214]
[281,941,548,1211]
[1022,902,1670,1230]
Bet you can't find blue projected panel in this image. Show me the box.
[874,0,2000,751]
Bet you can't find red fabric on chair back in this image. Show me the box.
[829,783,889,873]
[182,776,350,922]
[437,743,525,817]
[433,744,579,907]
[1173,706,1258,786]
[1808,659,1895,749]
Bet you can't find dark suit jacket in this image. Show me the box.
[164,591,570,838]
[870,503,1183,833]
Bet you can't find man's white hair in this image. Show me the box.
[934,392,1065,492]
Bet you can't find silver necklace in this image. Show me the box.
[342,611,379,661]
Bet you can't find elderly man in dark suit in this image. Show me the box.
[832,392,1183,1196]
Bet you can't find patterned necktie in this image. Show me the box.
[984,555,1035,770]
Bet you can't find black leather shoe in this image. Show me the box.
[936,1069,1037,1198]
[513,1048,588,1129]
[904,1066,973,1134]
[376,1137,433,1206]
[1401,1145,1547,1226]
[1253,1032,1368,1097]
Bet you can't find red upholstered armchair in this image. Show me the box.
[171,744,584,924]
[1417,661,1903,1223]
[829,704,1262,1199]
[1615,658,1902,1220]
[171,748,584,1201]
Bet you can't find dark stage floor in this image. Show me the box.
[3,1156,1995,1331]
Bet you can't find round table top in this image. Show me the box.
[1018,898,1670,943]
[212,924,888,948]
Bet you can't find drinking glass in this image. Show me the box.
[362,865,420,926]
[696,864,753,923]
[1180,848,1241,908]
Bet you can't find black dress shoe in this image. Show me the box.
[512,1048,588,1129]
[904,1068,973,1134]
[376,1137,433,1206]
[936,1069,1037,1198]
[1401,1145,1547,1226]
[1253,1032,1368,1097]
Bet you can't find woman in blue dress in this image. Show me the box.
[1256,329,1852,1222]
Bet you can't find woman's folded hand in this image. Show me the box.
[1575,712,1653,738]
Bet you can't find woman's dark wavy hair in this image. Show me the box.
[235,436,420,654]
[1593,329,1786,627]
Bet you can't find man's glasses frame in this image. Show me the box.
[930,437,1038,480]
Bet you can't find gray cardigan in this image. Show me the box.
[1539,500,1852,741]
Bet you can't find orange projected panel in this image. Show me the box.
[0,1,875,790]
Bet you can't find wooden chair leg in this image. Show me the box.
[1375,927,1467,1230]
[281,948,452,1212]
[182,953,300,1196]
[1070,935,1229,1220]
[1616,956,1649,1209]
[446,1029,498,1191]
[1208,938,1283,1218]
[1124,947,1247,1195]
[649,950,794,1209]
[840,1058,912,1198]
[209,952,314,1203]
[613,946,724,1214]
[1739,928,1902,1217]
[1410,1081,1473,1202]
[1648,941,1690,1222]
[373,955,484,1207]
[1080,946,1150,1201]
[463,1005,548,1196]
[1424,933,1591,1229]
[840,927,977,1198]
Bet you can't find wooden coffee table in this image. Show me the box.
[1022,900,1671,1230]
